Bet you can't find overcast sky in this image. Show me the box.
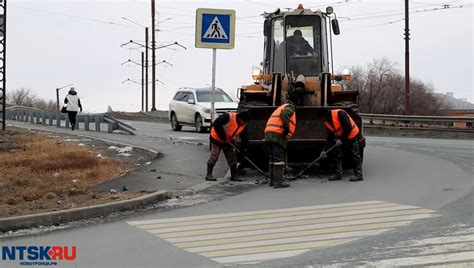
[7,0,473,112]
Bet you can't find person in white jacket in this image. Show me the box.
[64,87,83,130]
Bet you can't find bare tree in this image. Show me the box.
[7,88,56,112]
[348,58,443,115]
[8,88,38,107]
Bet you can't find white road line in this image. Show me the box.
[397,234,474,248]
[175,221,411,248]
[200,238,355,258]
[153,209,430,237]
[144,203,409,231]
[210,249,311,264]
[127,200,385,225]
[186,228,392,253]
[165,214,432,242]
[352,252,474,267]
[148,206,425,233]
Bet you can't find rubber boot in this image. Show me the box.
[350,162,364,182]
[268,163,274,186]
[205,164,216,181]
[328,161,342,181]
[230,165,241,181]
[273,164,289,188]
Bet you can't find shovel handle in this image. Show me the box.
[293,143,339,179]
[227,142,268,180]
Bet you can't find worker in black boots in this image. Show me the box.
[319,108,363,182]
[264,93,298,188]
[206,110,250,182]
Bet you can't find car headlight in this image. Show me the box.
[202,108,212,114]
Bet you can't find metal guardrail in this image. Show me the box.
[5,106,136,135]
[360,113,473,131]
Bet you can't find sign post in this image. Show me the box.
[195,8,235,122]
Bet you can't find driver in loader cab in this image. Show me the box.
[287,30,315,56]
[319,108,363,182]
[264,92,299,188]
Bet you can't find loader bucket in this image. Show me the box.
[240,105,363,171]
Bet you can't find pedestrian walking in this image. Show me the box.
[64,87,82,130]
[319,108,363,182]
[206,110,250,181]
[264,93,298,188]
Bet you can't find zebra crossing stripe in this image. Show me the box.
[127,200,386,226]
[162,214,432,241]
[135,202,400,229]
[151,208,431,236]
[174,221,411,248]
[186,229,391,253]
[127,201,436,264]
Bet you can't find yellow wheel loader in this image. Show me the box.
[238,4,365,169]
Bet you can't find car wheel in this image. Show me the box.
[170,113,182,131]
[195,114,205,133]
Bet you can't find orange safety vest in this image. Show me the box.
[324,109,359,140]
[210,112,247,143]
[264,104,297,139]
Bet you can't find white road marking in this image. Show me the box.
[127,201,436,264]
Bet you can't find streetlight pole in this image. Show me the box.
[151,0,157,111]
[56,83,73,112]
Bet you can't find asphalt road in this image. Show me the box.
[2,120,473,267]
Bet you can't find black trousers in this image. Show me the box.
[67,111,77,128]
[328,138,362,176]
[266,142,286,164]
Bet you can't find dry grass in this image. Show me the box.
[0,129,135,217]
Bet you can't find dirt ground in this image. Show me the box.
[0,127,156,218]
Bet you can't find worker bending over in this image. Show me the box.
[319,108,363,182]
[206,111,250,182]
[264,93,299,188]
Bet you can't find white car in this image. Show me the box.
[169,87,238,132]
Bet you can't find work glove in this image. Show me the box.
[319,151,327,159]
[335,139,343,147]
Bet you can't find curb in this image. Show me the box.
[1,123,231,233]
[0,191,176,233]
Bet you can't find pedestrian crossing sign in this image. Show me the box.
[196,8,235,49]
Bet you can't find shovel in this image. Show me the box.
[227,142,269,182]
[286,143,339,180]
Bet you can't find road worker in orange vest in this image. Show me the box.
[206,110,250,182]
[319,108,363,182]
[264,93,299,188]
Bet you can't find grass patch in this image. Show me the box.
[0,129,136,217]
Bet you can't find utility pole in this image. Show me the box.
[141,52,145,112]
[145,27,149,112]
[151,0,157,111]
[1,0,7,130]
[404,0,411,115]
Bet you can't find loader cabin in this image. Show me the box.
[263,4,334,78]
[242,5,355,108]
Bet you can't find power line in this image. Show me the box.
[10,4,141,29]
[341,2,472,22]
[344,18,405,30]
[343,4,472,31]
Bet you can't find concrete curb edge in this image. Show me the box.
[0,190,176,233]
